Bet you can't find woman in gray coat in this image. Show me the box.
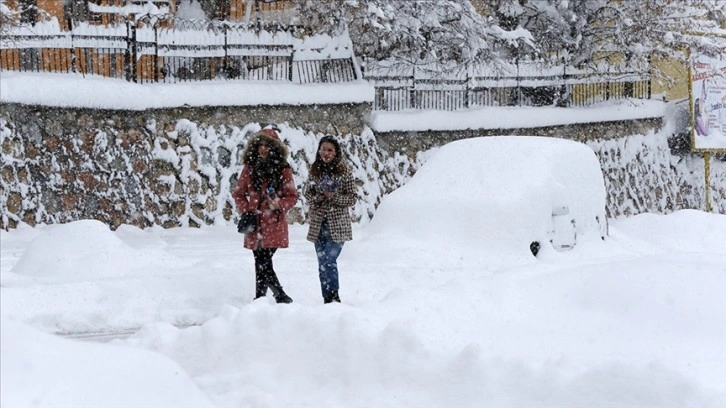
[303,136,356,303]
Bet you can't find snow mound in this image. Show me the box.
[358,136,607,263]
[612,210,726,254]
[0,316,215,408]
[10,220,188,281]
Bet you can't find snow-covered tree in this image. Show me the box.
[193,1,726,75]
[0,1,14,38]
[293,0,535,72]
[197,0,231,20]
[629,0,726,61]
[511,0,726,69]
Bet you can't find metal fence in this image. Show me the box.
[365,71,652,110]
[2,19,652,110]
[0,18,358,85]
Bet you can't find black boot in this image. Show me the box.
[252,248,291,303]
[274,291,293,304]
[324,290,341,304]
[254,279,267,300]
[267,276,292,304]
[269,284,293,304]
[267,271,292,304]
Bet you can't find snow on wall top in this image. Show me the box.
[0,72,374,109]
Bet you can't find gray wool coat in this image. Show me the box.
[303,168,356,243]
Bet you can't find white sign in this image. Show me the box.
[691,55,726,151]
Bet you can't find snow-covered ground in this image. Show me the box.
[2,137,725,407]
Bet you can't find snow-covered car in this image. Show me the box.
[361,136,608,262]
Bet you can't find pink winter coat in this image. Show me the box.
[233,166,298,250]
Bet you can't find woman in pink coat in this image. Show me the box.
[234,128,298,303]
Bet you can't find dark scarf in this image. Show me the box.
[251,158,282,191]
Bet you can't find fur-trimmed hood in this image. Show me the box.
[242,129,289,166]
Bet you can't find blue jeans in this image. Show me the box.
[315,220,344,301]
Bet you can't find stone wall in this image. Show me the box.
[0,102,419,230]
[1,102,723,230]
[0,102,370,141]
[587,132,724,217]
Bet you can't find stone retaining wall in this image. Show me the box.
[1,102,723,230]
[0,102,414,230]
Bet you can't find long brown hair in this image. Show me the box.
[310,136,347,178]
[242,130,290,191]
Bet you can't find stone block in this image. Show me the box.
[77,172,97,189]
[77,114,95,129]
[1,167,14,184]
[162,219,179,228]
[79,131,97,154]
[59,170,74,184]
[22,210,36,226]
[172,200,186,217]
[1,138,15,156]
[6,192,22,213]
[25,142,38,159]
[45,135,60,152]
[205,196,217,212]
[133,159,147,174]
[127,129,143,145]
[190,202,204,220]
[62,193,79,211]
[187,178,200,195]
[222,201,233,220]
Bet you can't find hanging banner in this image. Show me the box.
[691,54,726,151]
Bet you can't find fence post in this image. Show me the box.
[559,63,569,107]
[124,20,132,81]
[465,62,470,108]
[606,64,611,101]
[410,66,416,109]
[352,55,359,80]
[68,18,77,74]
[647,56,652,99]
[125,20,138,83]
[288,50,294,82]
[223,23,228,77]
[321,60,329,83]
[515,55,520,106]
[132,22,138,83]
[154,23,159,82]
